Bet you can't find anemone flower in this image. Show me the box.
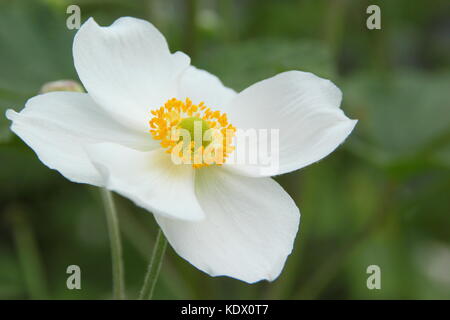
[6,17,357,284]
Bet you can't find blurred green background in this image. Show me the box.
[1,0,449,300]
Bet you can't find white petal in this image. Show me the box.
[73,17,190,131]
[155,167,300,283]
[177,66,236,109]
[85,143,204,221]
[224,71,357,177]
[6,92,155,186]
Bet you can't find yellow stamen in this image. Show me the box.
[149,98,236,168]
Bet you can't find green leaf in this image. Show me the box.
[197,38,335,91]
[342,71,450,174]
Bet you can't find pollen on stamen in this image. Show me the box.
[149,98,236,168]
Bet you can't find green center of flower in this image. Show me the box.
[178,116,211,148]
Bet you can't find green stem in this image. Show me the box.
[9,206,48,299]
[183,0,198,58]
[101,188,125,300]
[139,228,168,300]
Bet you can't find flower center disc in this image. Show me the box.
[149,98,236,168]
[178,116,211,148]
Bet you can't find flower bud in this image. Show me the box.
[40,80,84,93]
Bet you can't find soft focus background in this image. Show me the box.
[1,0,449,300]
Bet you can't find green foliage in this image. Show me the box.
[343,72,450,176]
[198,38,335,91]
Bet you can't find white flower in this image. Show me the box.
[6,17,357,283]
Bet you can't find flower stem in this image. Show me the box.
[100,188,125,300]
[139,228,168,300]
[9,205,48,299]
